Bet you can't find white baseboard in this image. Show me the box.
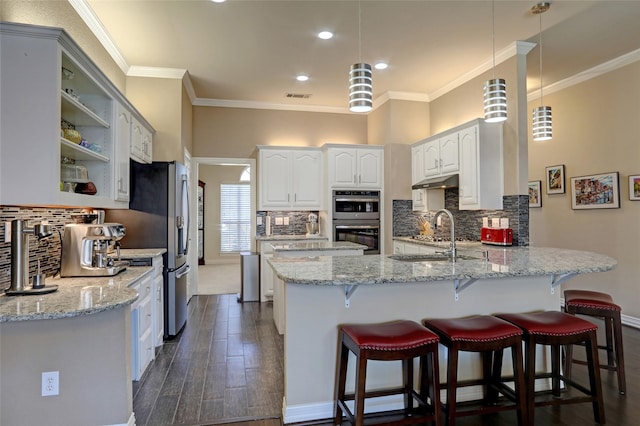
[104,412,135,426]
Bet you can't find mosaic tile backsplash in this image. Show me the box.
[256,211,320,236]
[0,207,87,292]
[392,189,529,245]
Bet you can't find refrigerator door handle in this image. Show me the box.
[181,173,190,256]
[175,263,191,279]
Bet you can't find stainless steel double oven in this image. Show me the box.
[332,190,380,254]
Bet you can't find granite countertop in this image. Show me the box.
[271,241,366,252]
[118,248,167,258]
[267,247,617,285]
[0,267,152,322]
[394,236,483,249]
[256,234,329,242]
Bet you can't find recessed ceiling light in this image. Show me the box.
[374,62,388,70]
[318,31,333,40]
[210,0,226,3]
[296,75,309,82]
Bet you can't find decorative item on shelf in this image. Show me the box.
[62,66,74,80]
[70,212,98,224]
[484,0,507,123]
[75,181,97,195]
[531,2,552,141]
[348,0,372,113]
[63,128,82,144]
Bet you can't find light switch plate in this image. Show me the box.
[4,222,11,243]
[275,217,283,225]
[283,217,290,225]
[256,216,262,225]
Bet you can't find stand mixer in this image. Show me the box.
[61,223,128,277]
[306,213,320,236]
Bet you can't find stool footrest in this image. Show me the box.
[342,387,421,402]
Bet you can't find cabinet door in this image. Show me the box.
[412,189,426,211]
[115,105,131,202]
[393,241,405,254]
[458,125,479,207]
[259,150,291,208]
[130,118,144,162]
[411,145,424,184]
[141,127,153,163]
[292,150,322,208]
[357,149,383,188]
[328,148,358,187]
[422,140,440,178]
[153,273,164,347]
[439,133,460,174]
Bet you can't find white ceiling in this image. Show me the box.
[83,0,640,112]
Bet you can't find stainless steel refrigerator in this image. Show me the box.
[107,160,191,338]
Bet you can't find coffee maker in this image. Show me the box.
[61,223,128,277]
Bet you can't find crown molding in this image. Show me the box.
[193,98,350,114]
[127,66,186,79]
[430,41,535,101]
[528,46,640,102]
[68,0,129,74]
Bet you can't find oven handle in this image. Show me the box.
[334,197,379,203]
[335,225,379,230]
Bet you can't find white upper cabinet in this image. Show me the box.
[415,133,460,180]
[458,121,503,210]
[326,146,383,189]
[0,22,154,208]
[131,116,153,164]
[258,147,323,210]
[115,104,131,202]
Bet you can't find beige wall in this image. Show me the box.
[1,0,126,92]
[198,164,248,264]
[182,82,194,155]
[192,107,367,158]
[528,60,640,318]
[126,76,186,161]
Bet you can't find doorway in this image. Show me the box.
[191,157,256,295]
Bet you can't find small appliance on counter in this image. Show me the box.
[60,223,128,277]
[6,219,58,296]
[481,227,513,246]
[306,213,320,236]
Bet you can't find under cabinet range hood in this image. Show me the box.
[412,174,459,190]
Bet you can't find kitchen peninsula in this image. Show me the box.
[0,268,148,426]
[268,247,617,423]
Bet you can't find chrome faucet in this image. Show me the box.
[432,209,457,260]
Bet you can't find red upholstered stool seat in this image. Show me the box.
[422,316,527,426]
[496,311,605,425]
[565,289,626,394]
[334,320,442,426]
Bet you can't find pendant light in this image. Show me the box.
[532,2,552,141]
[484,0,507,123]
[349,1,372,113]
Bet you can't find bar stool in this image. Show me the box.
[334,320,442,426]
[421,316,527,426]
[565,289,626,394]
[496,311,605,425]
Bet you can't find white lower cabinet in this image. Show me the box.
[152,255,164,348]
[130,273,154,381]
[258,241,276,302]
[393,240,440,255]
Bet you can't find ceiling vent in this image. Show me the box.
[286,93,311,99]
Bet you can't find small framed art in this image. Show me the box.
[528,181,542,208]
[629,175,640,201]
[545,164,565,194]
[570,172,620,209]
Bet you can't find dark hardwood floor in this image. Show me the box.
[133,294,639,426]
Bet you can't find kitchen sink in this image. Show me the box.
[389,254,480,262]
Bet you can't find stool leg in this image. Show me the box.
[354,352,368,426]
[511,340,528,426]
[524,337,536,426]
[612,312,626,394]
[564,343,574,387]
[585,331,605,424]
[444,345,459,426]
[486,349,504,405]
[402,358,414,413]
[551,344,561,397]
[419,350,442,425]
[604,316,615,366]
[334,340,349,425]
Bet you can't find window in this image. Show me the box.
[220,184,251,253]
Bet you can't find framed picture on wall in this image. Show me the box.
[570,172,620,209]
[545,164,565,194]
[528,181,542,208]
[629,175,640,200]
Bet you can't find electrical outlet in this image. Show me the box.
[256,216,262,225]
[436,216,442,227]
[283,217,290,225]
[42,371,59,396]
